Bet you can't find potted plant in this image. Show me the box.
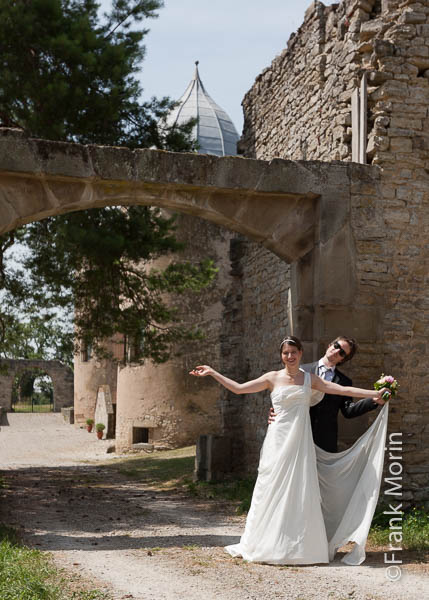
[86,418,94,433]
[95,423,105,440]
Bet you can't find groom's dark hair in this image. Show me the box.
[329,336,358,365]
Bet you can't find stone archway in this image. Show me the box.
[0,128,384,473]
[0,359,73,412]
[0,128,321,261]
[0,127,380,350]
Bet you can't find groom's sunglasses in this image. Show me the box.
[333,341,347,358]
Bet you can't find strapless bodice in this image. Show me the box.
[270,383,310,412]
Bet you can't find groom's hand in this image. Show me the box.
[373,396,386,406]
[373,387,391,404]
[268,406,276,424]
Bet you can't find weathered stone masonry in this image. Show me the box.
[218,239,291,472]
[233,0,428,505]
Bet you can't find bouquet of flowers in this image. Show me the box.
[374,374,399,400]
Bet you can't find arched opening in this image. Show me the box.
[11,369,54,413]
[0,130,382,476]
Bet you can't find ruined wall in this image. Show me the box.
[238,0,429,504]
[220,241,291,471]
[240,0,401,163]
[240,0,370,161]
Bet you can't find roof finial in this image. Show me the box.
[193,60,200,80]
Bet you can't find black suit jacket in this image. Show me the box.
[302,361,378,453]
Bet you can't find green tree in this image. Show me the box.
[0,0,195,149]
[0,0,211,364]
[0,302,73,366]
[22,207,216,363]
[16,372,35,403]
[0,230,74,367]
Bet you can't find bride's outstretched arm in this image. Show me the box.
[311,374,389,402]
[189,365,272,395]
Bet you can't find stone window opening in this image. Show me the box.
[80,340,93,362]
[132,426,149,444]
[371,0,382,17]
[125,331,145,363]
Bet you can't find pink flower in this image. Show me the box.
[385,376,394,384]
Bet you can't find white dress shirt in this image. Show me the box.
[317,359,335,382]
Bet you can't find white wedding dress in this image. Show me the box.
[225,370,388,565]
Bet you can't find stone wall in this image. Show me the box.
[240,0,363,161]
[238,0,429,504]
[218,239,291,472]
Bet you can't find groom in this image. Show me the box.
[270,335,386,452]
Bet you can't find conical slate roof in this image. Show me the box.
[168,62,239,157]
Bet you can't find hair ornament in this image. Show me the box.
[281,338,297,345]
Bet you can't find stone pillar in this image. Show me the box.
[94,385,115,439]
[352,88,360,163]
[359,74,368,165]
[352,75,368,164]
[61,407,74,424]
[195,434,232,482]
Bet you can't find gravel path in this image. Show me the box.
[1,413,428,600]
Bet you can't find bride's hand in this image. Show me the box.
[189,365,214,377]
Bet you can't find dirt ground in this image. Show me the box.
[0,413,428,600]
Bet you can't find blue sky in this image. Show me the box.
[99,1,335,135]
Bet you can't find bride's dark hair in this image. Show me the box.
[279,335,303,354]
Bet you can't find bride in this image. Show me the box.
[190,336,390,566]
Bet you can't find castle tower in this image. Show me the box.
[74,65,240,451]
[167,61,239,156]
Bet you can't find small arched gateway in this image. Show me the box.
[0,359,73,412]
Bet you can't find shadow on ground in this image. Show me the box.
[0,461,427,570]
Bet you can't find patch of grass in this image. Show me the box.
[12,403,53,413]
[369,506,429,551]
[0,524,58,600]
[115,446,195,488]
[192,558,212,567]
[187,477,256,514]
[0,524,111,600]
[104,446,255,508]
